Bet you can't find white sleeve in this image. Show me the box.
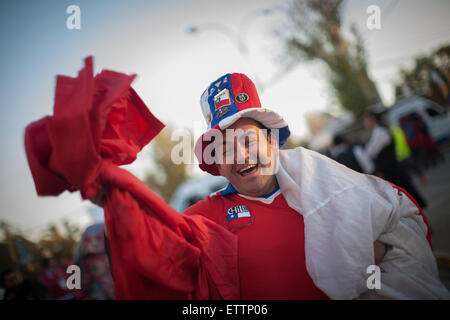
[365,126,392,159]
[353,146,375,174]
[303,183,391,300]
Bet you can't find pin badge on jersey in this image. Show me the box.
[227,205,253,229]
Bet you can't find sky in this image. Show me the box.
[0,0,449,239]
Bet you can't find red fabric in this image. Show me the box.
[229,73,261,110]
[184,192,329,300]
[24,57,239,299]
[39,267,72,299]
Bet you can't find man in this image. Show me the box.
[363,111,427,208]
[94,73,447,299]
[390,125,428,186]
[186,117,329,299]
[30,60,447,299]
[180,73,448,299]
[330,134,374,174]
[94,73,389,298]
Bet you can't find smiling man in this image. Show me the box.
[183,73,449,300]
[185,73,385,299]
[214,118,278,197]
[94,72,449,299]
[186,81,329,298]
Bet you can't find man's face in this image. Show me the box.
[215,118,278,197]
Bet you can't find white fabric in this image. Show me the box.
[275,147,450,300]
[365,125,392,159]
[218,108,288,130]
[353,145,375,174]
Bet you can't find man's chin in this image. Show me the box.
[234,179,266,196]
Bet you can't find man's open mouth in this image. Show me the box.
[238,164,258,176]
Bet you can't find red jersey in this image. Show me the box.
[184,189,329,300]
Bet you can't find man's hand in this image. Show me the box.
[374,240,388,265]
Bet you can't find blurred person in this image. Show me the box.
[390,125,428,185]
[38,258,77,299]
[330,134,374,174]
[363,111,428,209]
[400,114,427,168]
[74,223,115,300]
[401,113,444,170]
[1,267,49,300]
[410,112,444,168]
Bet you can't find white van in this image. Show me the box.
[383,96,450,145]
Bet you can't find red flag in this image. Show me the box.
[24,57,239,299]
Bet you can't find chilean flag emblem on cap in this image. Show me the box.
[214,88,231,110]
[201,73,261,129]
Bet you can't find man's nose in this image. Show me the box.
[234,142,247,164]
[235,142,256,164]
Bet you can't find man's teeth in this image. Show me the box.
[239,164,256,173]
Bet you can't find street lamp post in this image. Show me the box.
[186,8,279,92]
[186,6,296,93]
[187,23,248,56]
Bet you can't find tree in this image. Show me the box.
[62,220,80,242]
[143,126,192,203]
[394,44,450,106]
[39,223,79,263]
[278,0,381,116]
[0,221,45,271]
